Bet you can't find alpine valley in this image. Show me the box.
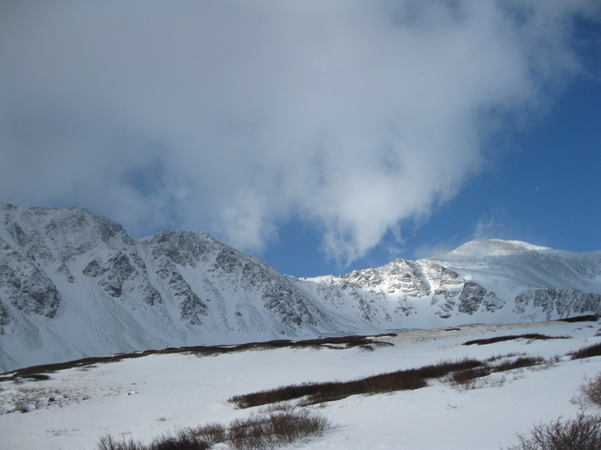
[1,202,601,373]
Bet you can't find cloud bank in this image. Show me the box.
[0,1,599,264]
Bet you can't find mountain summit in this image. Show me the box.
[1,202,600,372]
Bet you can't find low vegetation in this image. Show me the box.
[507,363,601,449]
[502,413,601,450]
[97,406,330,450]
[559,315,599,323]
[0,333,395,382]
[572,372,601,410]
[449,356,547,390]
[569,342,601,360]
[229,358,483,408]
[463,334,570,346]
[229,354,558,408]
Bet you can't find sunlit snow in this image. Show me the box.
[2,319,601,450]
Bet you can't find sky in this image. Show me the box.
[0,0,600,278]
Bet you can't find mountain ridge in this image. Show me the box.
[1,202,600,372]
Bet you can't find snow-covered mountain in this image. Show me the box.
[1,202,600,372]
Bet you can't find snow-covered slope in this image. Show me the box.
[0,203,351,372]
[431,239,601,321]
[301,239,601,330]
[1,202,600,372]
[2,320,600,450]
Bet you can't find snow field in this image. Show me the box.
[1,320,601,449]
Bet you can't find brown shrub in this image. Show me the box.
[97,409,329,450]
[451,367,491,385]
[486,352,526,362]
[464,334,570,346]
[229,358,484,408]
[493,357,545,373]
[502,413,601,450]
[148,430,211,450]
[413,358,484,379]
[97,435,146,450]
[560,315,598,323]
[188,423,226,447]
[226,409,330,450]
[1,333,395,381]
[570,342,601,360]
[575,373,601,409]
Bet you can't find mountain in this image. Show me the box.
[1,202,600,372]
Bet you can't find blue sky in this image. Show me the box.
[1,1,600,278]
[262,74,601,277]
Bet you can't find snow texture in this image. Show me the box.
[1,202,601,372]
[1,319,600,450]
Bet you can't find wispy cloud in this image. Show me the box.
[473,216,506,240]
[0,1,599,264]
[412,239,460,260]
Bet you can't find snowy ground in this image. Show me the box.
[2,319,601,450]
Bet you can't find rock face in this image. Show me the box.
[1,202,600,372]
[514,289,601,320]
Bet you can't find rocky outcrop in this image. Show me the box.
[514,288,601,320]
[0,237,61,320]
[1,203,600,372]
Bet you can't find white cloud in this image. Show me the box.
[0,0,599,264]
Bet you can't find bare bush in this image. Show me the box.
[0,334,395,382]
[569,342,601,360]
[464,334,570,346]
[231,355,557,408]
[486,353,527,362]
[229,358,484,408]
[98,434,145,450]
[227,409,329,450]
[97,408,329,450]
[445,355,551,391]
[259,402,295,413]
[492,357,545,373]
[189,423,226,446]
[573,373,601,409]
[560,315,598,323]
[451,367,491,386]
[148,429,211,450]
[453,374,506,391]
[502,413,601,450]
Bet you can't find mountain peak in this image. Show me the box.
[443,239,551,258]
[1,205,601,373]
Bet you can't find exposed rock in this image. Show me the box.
[0,249,60,319]
[0,300,10,335]
[514,288,601,320]
[1,202,600,373]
